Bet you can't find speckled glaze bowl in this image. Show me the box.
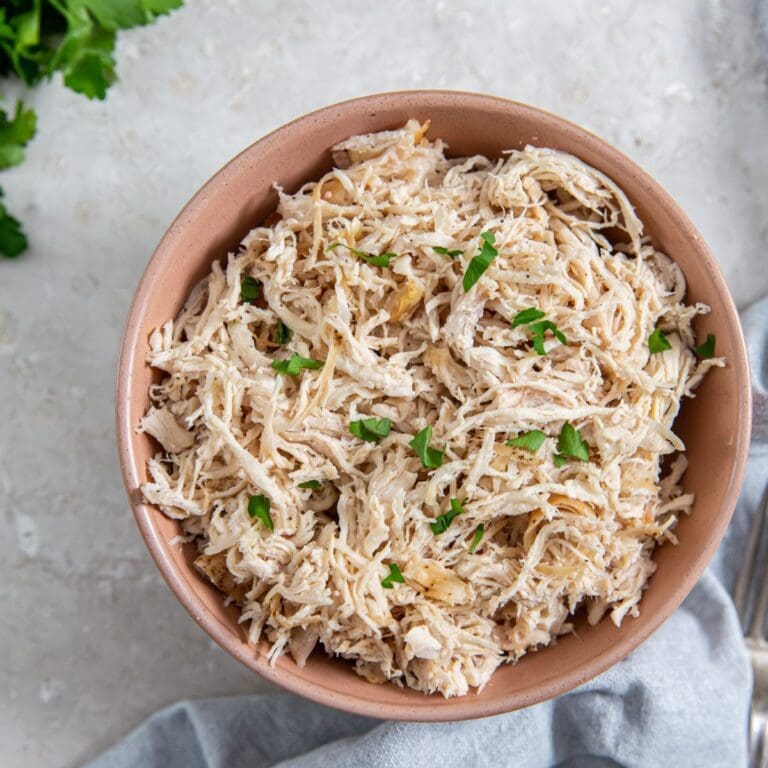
[116,91,751,721]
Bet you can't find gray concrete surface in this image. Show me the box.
[1,1,766,765]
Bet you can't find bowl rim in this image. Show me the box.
[115,89,752,721]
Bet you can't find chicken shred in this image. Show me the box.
[139,121,723,697]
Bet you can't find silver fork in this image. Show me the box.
[735,489,768,767]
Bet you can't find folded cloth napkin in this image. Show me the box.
[88,297,768,768]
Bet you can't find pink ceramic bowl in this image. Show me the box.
[116,91,751,721]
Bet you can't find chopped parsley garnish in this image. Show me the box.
[349,417,392,443]
[408,425,445,469]
[469,524,485,553]
[511,307,546,328]
[648,327,672,354]
[462,230,498,292]
[695,334,716,359]
[298,480,322,490]
[528,320,568,355]
[554,422,591,467]
[274,319,292,345]
[381,562,405,589]
[271,354,324,377]
[240,276,261,303]
[512,308,567,355]
[433,246,463,259]
[326,242,395,268]
[505,430,547,452]
[247,494,273,531]
[430,498,465,535]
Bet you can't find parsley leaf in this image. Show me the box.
[326,241,395,267]
[48,0,184,100]
[528,320,568,355]
[695,334,716,359]
[505,430,547,452]
[349,417,392,443]
[298,480,322,490]
[271,354,324,377]
[469,524,484,553]
[462,230,498,292]
[408,425,445,469]
[433,246,463,259]
[247,494,273,531]
[430,498,465,535]
[511,307,546,328]
[0,101,36,170]
[648,327,672,354]
[0,189,27,258]
[381,562,404,589]
[240,275,261,302]
[554,422,590,466]
[274,319,292,345]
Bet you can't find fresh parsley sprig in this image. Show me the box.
[0,1,184,258]
[408,425,445,469]
[462,230,498,292]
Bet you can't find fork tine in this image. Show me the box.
[735,488,768,631]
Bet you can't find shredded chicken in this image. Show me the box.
[139,121,723,697]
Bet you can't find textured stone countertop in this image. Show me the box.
[1,1,766,765]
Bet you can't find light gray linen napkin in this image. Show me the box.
[88,297,768,768]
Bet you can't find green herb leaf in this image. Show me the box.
[511,307,546,328]
[298,480,322,490]
[408,425,445,469]
[0,189,27,258]
[247,494,273,531]
[695,334,716,359]
[0,101,36,170]
[349,417,392,443]
[469,523,484,553]
[240,275,261,302]
[505,430,547,452]
[274,319,292,345]
[430,498,465,535]
[554,422,590,466]
[462,230,498,292]
[648,327,672,354]
[47,0,183,100]
[326,241,394,267]
[381,562,404,589]
[433,246,463,259]
[528,320,568,355]
[271,354,324,377]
